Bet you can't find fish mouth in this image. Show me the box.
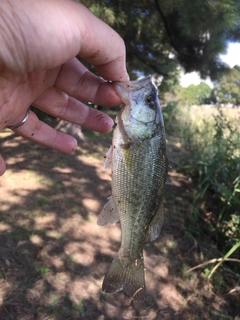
[123,75,152,91]
[113,76,152,105]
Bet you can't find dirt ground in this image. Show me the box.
[0,128,239,320]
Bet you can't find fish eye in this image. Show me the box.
[145,94,156,108]
[146,95,153,103]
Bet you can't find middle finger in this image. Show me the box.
[54,58,122,107]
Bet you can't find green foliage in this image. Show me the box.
[208,241,240,280]
[80,0,240,91]
[211,310,235,319]
[177,82,212,106]
[214,65,240,106]
[162,101,180,132]
[172,105,240,270]
[72,301,85,315]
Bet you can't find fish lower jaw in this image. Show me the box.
[125,122,155,142]
[126,113,155,125]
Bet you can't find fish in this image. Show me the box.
[98,76,167,301]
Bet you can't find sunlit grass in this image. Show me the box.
[178,106,240,159]
[168,104,240,280]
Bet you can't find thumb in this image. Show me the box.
[77,4,129,81]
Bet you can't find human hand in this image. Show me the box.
[0,0,129,176]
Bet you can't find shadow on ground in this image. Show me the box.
[0,130,238,320]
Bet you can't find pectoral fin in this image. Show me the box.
[104,146,113,170]
[97,196,119,226]
[148,202,164,241]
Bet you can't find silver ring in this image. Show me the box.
[8,108,30,129]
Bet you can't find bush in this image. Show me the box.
[171,105,240,265]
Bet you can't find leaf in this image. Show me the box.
[208,242,240,280]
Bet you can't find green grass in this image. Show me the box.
[164,103,240,280]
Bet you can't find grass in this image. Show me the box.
[164,103,240,283]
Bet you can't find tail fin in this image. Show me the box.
[102,254,145,301]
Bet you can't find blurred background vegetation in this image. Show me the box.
[82,0,240,92]
[79,0,240,284]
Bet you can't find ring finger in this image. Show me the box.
[12,109,78,154]
[33,87,114,133]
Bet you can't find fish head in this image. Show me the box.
[113,76,163,142]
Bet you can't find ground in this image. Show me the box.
[0,127,239,320]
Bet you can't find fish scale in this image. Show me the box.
[98,76,167,301]
[112,139,162,255]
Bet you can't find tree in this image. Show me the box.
[81,0,240,93]
[214,66,240,106]
[176,82,212,106]
[195,82,212,105]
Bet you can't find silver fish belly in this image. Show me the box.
[98,76,167,301]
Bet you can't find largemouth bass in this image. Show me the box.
[98,76,167,301]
